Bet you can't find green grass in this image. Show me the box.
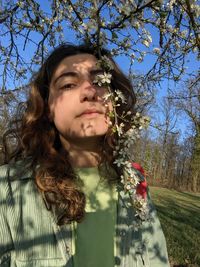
[150,187,200,267]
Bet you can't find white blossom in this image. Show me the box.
[97,56,114,71]
[103,92,112,102]
[115,90,126,103]
[93,72,112,86]
[153,47,161,55]
[180,30,188,38]
[142,39,150,47]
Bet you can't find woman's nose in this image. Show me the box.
[80,80,98,102]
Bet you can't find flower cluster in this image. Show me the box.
[96,57,151,226]
[1,0,199,89]
[113,120,151,224]
[97,55,114,71]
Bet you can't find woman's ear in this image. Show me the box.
[48,113,53,122]
[45,105,53,122]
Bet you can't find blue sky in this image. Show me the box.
[1,1,199,141]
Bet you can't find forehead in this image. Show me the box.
[53,53,98,77]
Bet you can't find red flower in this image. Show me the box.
[132,162,147,199]
[136,180,147,199]
[132,162,145,176]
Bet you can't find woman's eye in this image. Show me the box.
[92,80,100,86]
[60,83,76,90]
[92,79,103,88]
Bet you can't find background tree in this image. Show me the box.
[131,74,200,192]
[169,74,200,191]
[0,0,199,91]
[154,97,179,183]
[0,0,200,191]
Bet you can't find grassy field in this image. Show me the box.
[150,187,200,267]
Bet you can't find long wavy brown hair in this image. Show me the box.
[4,43,136,225]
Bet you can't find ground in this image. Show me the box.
[150,187,200,267]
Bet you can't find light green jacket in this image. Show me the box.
[0,161,170,267]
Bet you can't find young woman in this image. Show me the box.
[0,43,170,267]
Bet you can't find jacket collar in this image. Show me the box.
[8,159,33,180]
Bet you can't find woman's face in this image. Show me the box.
[48,53,113,146]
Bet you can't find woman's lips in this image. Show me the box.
[80,112,101,118]
[78,109,103,118]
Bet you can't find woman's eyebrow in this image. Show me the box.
[53,72,78,85]
[90,69,104,76]
[53,69,104,86]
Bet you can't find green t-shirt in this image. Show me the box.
[72,166,118,267]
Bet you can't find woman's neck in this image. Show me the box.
[60,135,103,167]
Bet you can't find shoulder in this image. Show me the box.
[0,164,11,216]
[0,164,8,180]
[0,164,10,202]
[0,164,10,191]
[0,160,34,203]
[0,160,36,222]
[0,159,33,182]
